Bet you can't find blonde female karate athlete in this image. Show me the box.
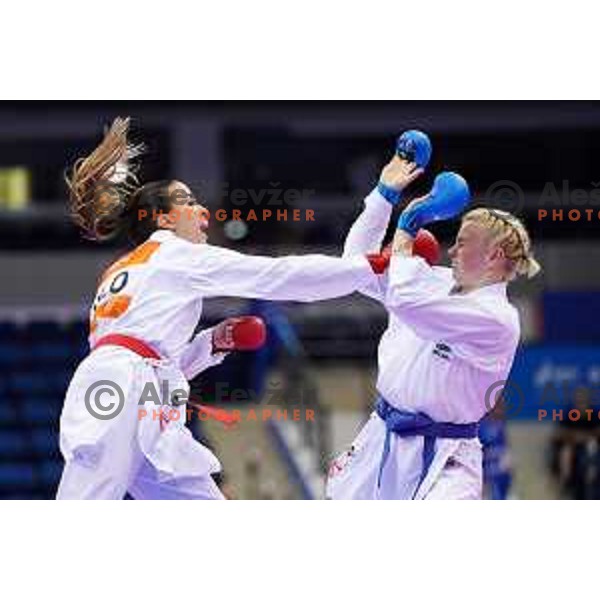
[57,118,383,500]
[326,131,541,500]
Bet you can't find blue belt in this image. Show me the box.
[375,395,479,498]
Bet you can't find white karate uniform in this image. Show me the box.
[57,230,372,499]
[326,189,521,500]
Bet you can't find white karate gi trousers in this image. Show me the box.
[57,346,224,500]
[326,412,483,500]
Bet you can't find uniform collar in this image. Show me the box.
[449,279,508,299]
[149,229,176,242]
[471,281,508,299]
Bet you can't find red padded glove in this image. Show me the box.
[366,247,392,274]
[212,316,267,353]
[365,228,441,274]
[412,228,441,265]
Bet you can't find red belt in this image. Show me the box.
[91,333,238,427]
[92,333,161,360]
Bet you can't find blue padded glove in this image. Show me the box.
[397,171,471,236]
[396,129,432,167]
[378,130,432,206]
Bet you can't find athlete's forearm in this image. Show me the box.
[179,328,226,379]
[343,188,393,258]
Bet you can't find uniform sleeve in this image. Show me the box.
[342,188,392,303]
[385,255,518,370]
[343,188,393,257]
[178,328,227,380]
[179,244,373,302]
[351,271,388,304]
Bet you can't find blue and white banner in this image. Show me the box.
[505,345,600,420]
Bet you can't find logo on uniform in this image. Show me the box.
[433,342,453,361]
[327,445,356,479]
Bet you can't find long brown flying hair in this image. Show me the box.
[65,117,147,242]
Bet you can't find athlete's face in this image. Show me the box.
[165,181,209,244]
[448,221,499,290]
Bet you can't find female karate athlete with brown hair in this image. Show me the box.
[57,117,383,500]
